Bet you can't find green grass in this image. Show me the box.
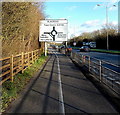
[70,46,120,54]
[1,55,48,113]
[91,49,120,54]
[71,47,80,49]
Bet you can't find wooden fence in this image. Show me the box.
[0,48,44,85]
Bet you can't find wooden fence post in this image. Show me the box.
[33,51,35,62]
[35,50,37,60]
[10,55,13,82]
[28,52,30,67]
[37,50,39,59]
[39,49,41,56]
[21,52,24,73]
[32,51,33,63]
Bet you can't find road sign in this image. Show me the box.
[39,19,68,42]
[73,42,76,46]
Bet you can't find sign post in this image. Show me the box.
[45,42,47,56]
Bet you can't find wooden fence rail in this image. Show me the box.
[0,48,44,85]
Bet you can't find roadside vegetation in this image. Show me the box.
[1,55,48,113]
[1,2,45,58]
[68,24,119,51]
[0,2,48,113]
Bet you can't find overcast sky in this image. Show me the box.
[44,0,118,39]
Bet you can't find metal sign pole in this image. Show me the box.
[45,42,47,56]
[65,41,67,55]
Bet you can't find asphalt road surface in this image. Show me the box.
[72,49,120,73]
[74,49,120,66]
[5,50,118,114]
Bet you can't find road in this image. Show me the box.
[72,49,120,73]
[6,50,118,114]
[74,49,120,67]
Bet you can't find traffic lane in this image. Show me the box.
[73,49,120,66]
[88,57,120,73]
[74,50,120,73]
[7,55,60,113]
[58,53,117,113]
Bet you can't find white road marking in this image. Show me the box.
[54,52,65,115]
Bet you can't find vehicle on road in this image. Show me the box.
[66,46,72,53]
[58,45,65,52]
[79,46,90,52]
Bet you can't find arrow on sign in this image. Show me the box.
[44,27,57,41]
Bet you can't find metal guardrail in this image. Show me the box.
[70,51,120,95]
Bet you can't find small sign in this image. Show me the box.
[73,42,76,46]
[39,19,68,42]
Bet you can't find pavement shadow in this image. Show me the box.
[8,55,53,114]
[39,76,101,96]
[31,89,91,115]
[42,57,56,113]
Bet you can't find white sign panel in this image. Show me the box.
[39,19,68,42]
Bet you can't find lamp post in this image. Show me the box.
[97,4,116,50]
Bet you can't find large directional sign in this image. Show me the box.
[39,19,68,42]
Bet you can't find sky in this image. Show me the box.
[43,1,118,39]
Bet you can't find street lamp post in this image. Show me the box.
[73,25,76,47]
[106,5,109,50]
[97,4,116,50]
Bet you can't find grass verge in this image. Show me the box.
[91,49,120,54]
[1,55,48,113]
[71,47,120,54]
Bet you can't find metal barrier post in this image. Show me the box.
[83,55,85,63]
[82,55,83,63]
[88,56,91,72]
[99,60,102,82]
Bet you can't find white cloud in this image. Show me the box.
[93,5,98,10]
[111,21,118,25]
[68,25,81,39]
[109,0,119,3]
[101,19,118,26]
[80,20,100,28]
[68,20,101,39]
[66,5,79,11]
[109,6,117,11]
[68,19,118,39]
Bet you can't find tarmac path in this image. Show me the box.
[5,50,118,114]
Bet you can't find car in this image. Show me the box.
[66,46,72,53]
[79,46,90,52]
[58,45,65,52]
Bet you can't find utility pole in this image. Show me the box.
[97,4,116,50]
[106,5,109,50]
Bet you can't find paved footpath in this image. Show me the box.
[5,50,118,114]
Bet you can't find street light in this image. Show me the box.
[97,4,116,50]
